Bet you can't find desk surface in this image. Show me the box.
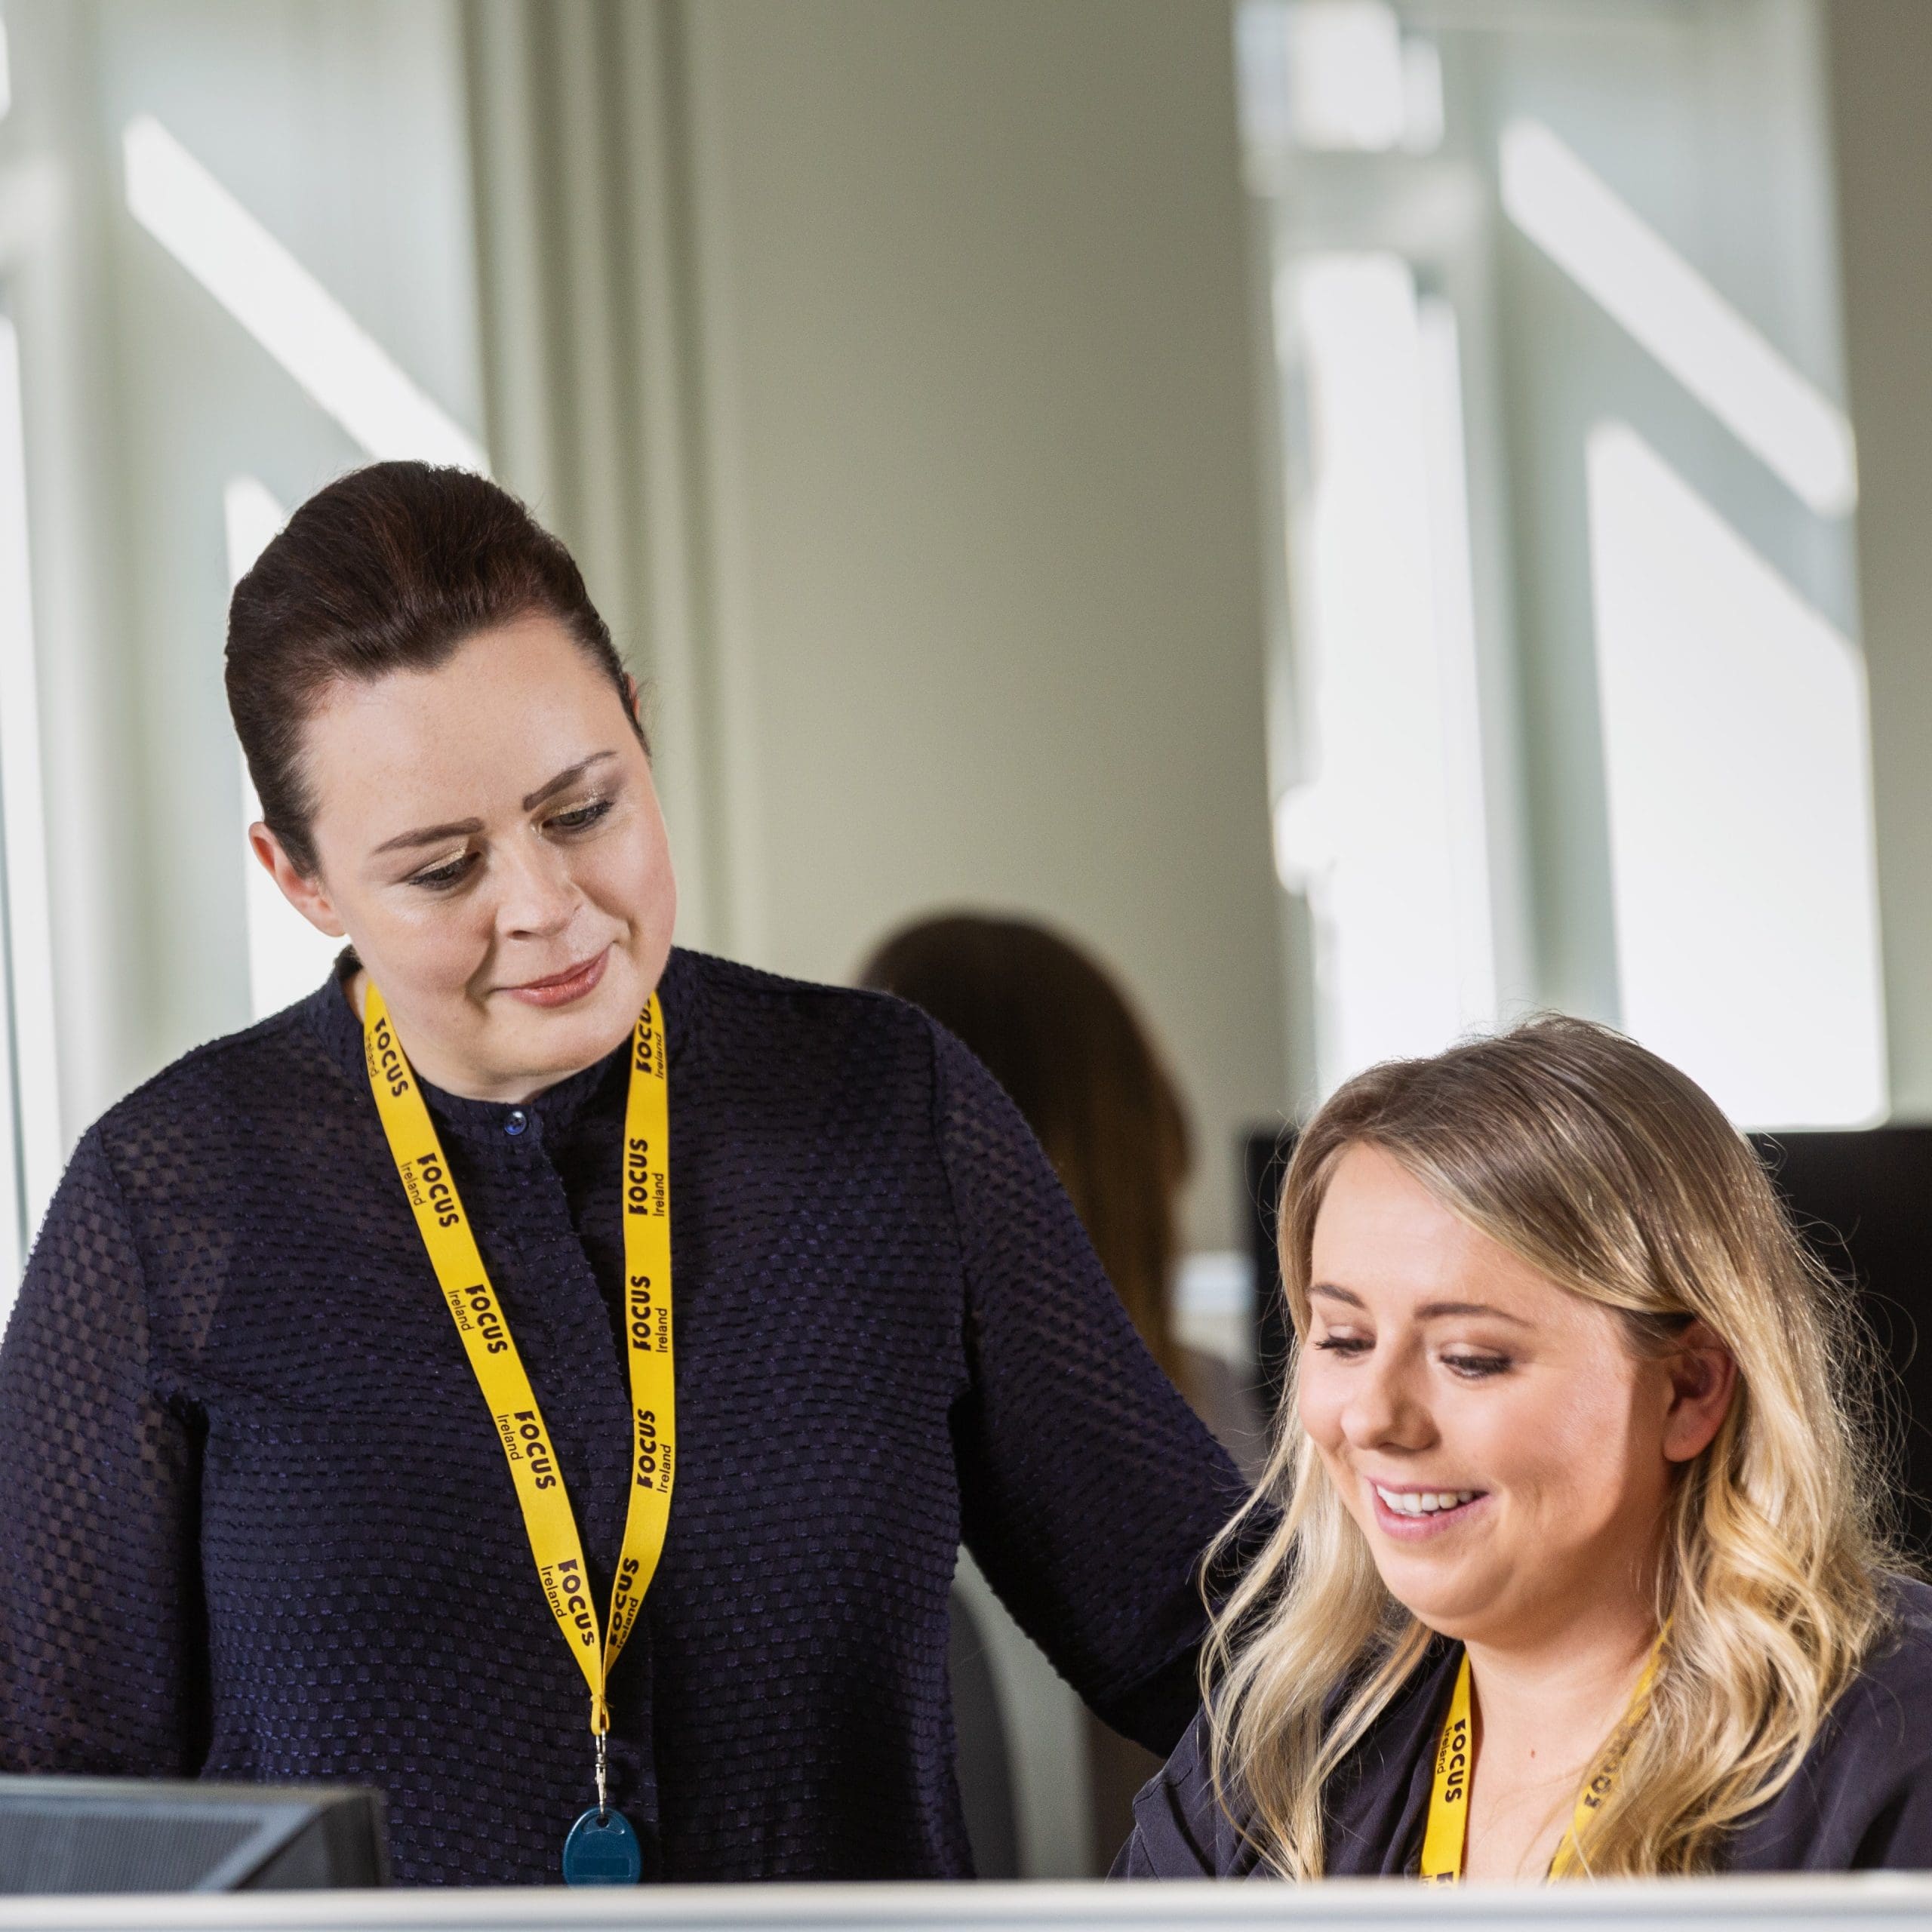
[5,1877,1932,1932]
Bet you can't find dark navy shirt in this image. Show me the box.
[1116,1577,1932,1878]
[0,947,1244,1884]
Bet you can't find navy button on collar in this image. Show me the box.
[504,1109,529,1137]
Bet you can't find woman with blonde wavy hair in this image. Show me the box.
[1117,1016,1932,1881]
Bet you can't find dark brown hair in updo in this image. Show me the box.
[858,912,1192,1383]
[225,462,641,877]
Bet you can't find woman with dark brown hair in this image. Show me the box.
[860,914,1263,1465]
[861,914,1267,1869]
[0,463,1244,1887]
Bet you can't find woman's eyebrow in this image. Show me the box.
[1309,1282,1364,1308]
[374,815,483,857]
[1308,1282,1530,1326]
[371,752,620,856]
[521,750,617,811]
[1417,1299,1531,1326]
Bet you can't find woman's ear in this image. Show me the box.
[249,823,348,939]
[1661,1320,1737,1463]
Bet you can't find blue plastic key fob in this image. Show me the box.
[563,1807,642,1885]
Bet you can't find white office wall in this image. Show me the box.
[677,0,1289,1249]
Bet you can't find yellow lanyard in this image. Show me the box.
[1418,1635,1664,1883]
[361,983,676,1760]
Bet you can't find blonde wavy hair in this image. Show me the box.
[1207,1015,1901,1878]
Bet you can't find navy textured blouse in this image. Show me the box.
[0,947,1244,1884]
[1117,1577,1932,1878]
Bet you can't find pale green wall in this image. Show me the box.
[678,0,1290,1249]
[1827,0,1932,1118]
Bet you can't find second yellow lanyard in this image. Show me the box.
[1419,1635,1663,1883]
[361,981,676,1740]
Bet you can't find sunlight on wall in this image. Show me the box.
[1238,0,1440,155]
[1589,422,1885,1127]
[1273,254,1495,1089]
[224,476,342,1021]
[120,102,496,1024]
[1283,2,1404,151]
[1502,118,1857,519]
[123,115,485,472]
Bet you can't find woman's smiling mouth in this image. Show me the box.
[1367,1480,1491,1539]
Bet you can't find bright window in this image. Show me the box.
[1589,423,1885,1125]
[1241,0,1881,1128]
[1272,254,1496,1084]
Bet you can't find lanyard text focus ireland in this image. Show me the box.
[361,983,676,1743]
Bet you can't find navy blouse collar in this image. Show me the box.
[302,943,707,1144]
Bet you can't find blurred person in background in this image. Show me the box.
[861,912,1268,1869]
[1120,1017,1932,1881]
[0,464,1246,1887]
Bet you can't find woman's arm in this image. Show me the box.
[932,1023,1249,1756]
[0,1129,206,1774]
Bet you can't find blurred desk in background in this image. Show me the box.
[4,1877,1932,1932]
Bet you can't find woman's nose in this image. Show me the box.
[495,838,579,937]
[1339,1355,1434,1454]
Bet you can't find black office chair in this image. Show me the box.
[1752,1127,1932,1555]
